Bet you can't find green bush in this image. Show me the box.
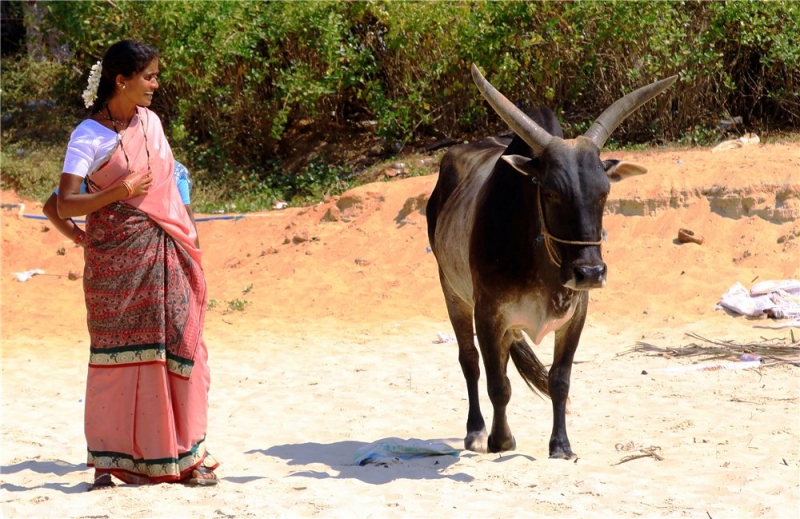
[0,139,66,200]
[1,0,797,205]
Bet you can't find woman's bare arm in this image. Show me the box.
[43,191,86,245]
[56,171,152,218]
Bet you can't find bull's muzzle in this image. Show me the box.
[565,263,607,290]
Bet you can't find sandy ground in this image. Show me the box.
[1,141,799,518]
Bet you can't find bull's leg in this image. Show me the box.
[548,293,588,460]
[439,274,487,453]
[474,316,515,453]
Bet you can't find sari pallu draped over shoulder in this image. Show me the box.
[88,106,201,266]
[82,107,216,484]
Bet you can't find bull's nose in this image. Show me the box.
[570,264,607,290]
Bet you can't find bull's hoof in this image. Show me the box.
[464,430,489,453]
[549,448,577,460]
[488,434,516,453]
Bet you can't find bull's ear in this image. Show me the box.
[603,159,648,182]
[501,154,536,176]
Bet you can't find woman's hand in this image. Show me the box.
[123,171,153,198]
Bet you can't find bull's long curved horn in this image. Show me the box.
[471,64,552,156]
[584,75,678,149]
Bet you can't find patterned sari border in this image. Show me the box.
[167,353,194,379]
[88,438,213,481]
[89,343,194,377]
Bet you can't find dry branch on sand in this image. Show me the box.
[618,332,800,367]
[613,442,665,465]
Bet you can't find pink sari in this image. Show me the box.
[83,107,217,483]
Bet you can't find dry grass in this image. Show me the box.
[618,332,800,367]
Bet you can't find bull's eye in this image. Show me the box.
[543,190,560,204]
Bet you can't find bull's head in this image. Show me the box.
[471,64,677,290]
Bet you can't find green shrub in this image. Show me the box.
[0,139,69,200]
[1,0,797,207]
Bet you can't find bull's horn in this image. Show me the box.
[471,63,552,156]
[584,75,678,149]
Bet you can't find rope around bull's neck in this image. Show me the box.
[534,181,604,267]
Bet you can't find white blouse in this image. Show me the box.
[62,119,125,178]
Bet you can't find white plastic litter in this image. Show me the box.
[652,360,763,375]
[354,437,459,466]
[754,320,800,330]
[14,269,45,282]
[711,133,760,153]
[750,279,800,296]
[717,280,800,322]
[434,332,456,344]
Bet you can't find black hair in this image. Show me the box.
[89,40,159,114]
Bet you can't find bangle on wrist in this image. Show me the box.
[122,180,133,197]
[74,229,86,245]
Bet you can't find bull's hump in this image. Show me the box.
[462,144,506,179]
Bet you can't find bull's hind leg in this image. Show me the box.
[475,319,516,453]
[439,275,487,453]
[548,294,588,460]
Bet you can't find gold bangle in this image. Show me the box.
[122,180,133,197]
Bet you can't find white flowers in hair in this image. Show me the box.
[82,61,103,108]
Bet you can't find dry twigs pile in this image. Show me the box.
[617,332,800,367]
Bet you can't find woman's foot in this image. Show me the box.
[186,467,218,486]
[88,472,115,491]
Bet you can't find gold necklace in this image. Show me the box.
[108,107,152,177]
[102,106,130,128]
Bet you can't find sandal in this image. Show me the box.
[88,473,116,491]
[186,467,219,487]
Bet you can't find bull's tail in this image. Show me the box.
[509,339,551,399]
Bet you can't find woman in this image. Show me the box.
[57,40,217,490]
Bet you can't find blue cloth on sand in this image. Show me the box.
[354,437,459,466]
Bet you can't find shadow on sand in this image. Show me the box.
[1,459,87,494]
[249,438,476,484]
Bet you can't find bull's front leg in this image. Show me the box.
[548,293,588,459]
[474,310,515,453]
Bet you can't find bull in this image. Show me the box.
[426,65,676,458]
